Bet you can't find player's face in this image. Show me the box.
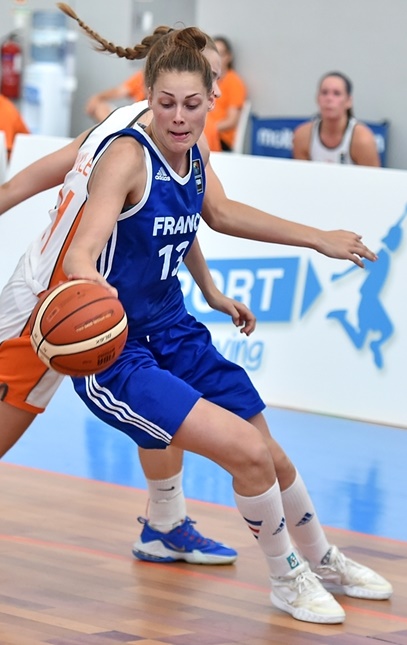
[149,71,213,154]
[203,47,222,100]
[317,76,352,120]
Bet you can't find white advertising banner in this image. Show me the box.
[179,154,407,428]
[1,139,406,427]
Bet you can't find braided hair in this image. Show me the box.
[57,3,174,61]
[58,4,213,94]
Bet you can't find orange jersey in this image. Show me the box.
[123,70,146,102]
[205,69,246,150]
[0,101,149,414]
[0,94,30,157]
[204,116,222,152]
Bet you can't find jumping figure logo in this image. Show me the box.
[327,208,406,369]
[179,207,405,372]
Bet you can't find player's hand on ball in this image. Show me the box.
[67,272,118,298]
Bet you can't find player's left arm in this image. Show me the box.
[351,124,381,167]
[184,238,256,335]
[200,157,377,268]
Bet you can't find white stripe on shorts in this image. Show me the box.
[85,374,173,445]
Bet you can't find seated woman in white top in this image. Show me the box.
[293,71,380,167]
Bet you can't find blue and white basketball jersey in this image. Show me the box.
[93,125,206,337]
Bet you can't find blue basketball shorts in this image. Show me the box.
[72,312,265,449]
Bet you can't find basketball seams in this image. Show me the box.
[30,279,91,348]
[29,280,128,376]
[38,315,128,357]
[39,295,124,344]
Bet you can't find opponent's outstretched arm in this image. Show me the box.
[0,131,89,215]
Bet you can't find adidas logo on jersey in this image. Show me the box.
[155,167,170,181]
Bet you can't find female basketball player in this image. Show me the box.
[293,71,380,166]
[0,8,391,623]
[0,24,244,566]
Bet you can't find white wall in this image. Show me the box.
[196,0,407,170]
[1,0,407,168]
[184,154,407,428]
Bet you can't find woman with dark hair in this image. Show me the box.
[293,71,380,166]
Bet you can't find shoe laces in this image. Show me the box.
[291,569,326,599]
[174,517,216,547]
[137,515,216,547]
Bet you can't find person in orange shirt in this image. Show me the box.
[85,69,146,122]
[0,94,30,159]
[204,36,247,151]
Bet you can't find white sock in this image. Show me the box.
[234,481,303,578]
[281,469,330,566]
[146,469,187,533]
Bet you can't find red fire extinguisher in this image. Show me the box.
[1,33,22,100]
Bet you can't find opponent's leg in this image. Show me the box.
[0,400,36,457]
[133,445,237,564]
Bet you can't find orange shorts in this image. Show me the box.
[0,256,63,414]
[0,333,63,413]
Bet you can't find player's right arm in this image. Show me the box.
[0,129,91,216]
[63,136,145,295]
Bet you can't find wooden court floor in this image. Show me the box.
[1,463,406,645]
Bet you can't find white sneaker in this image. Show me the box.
[270,562,345,623]
[312,545,393,600]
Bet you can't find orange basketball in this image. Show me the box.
[29,279,128,377]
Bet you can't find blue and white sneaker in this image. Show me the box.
[132,516,238,564]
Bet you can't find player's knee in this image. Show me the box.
[234,439,275,488]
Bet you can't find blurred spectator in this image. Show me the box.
[0,94,30,159]
[85,69,145,122]
[204,36,247,152]
[293,71,380,166]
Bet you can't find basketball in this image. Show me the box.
[29,279,128,377]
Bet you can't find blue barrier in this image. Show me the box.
[251,116,389,166]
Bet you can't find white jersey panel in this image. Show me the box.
[23,102,150,295]
[310,116,357,164]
